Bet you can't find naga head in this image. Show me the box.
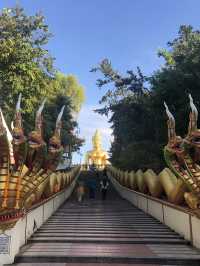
[186,94,200,147]
[28,99,46,149]
[48,105,65,154]
[12,93,26,146]
[164,102,183,153]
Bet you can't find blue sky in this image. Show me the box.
[1,0,200,163]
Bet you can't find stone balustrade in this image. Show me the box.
[107,165,200,249]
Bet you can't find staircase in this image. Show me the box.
[14,171,200,265]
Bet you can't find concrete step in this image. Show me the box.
[10,262,161,266]
[15,243,200,265]
[14,171,200,265]
[32,232,182,238]
[37,229,177,234]
[38,227,179,233]
[28,237,188,245]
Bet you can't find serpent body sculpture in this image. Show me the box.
[0,95,79,230]
[107,95,200,211]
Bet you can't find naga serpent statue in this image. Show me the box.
[107,94,200,211]
[164,95,200,209]
[0,95,78,229]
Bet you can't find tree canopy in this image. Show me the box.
[92,25,200,171]
[51,72,85,113]
[0,6,85,151]
[0,6,53,115]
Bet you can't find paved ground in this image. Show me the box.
[13,171,200,265]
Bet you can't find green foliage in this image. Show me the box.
[0,6,84,152]
[150,25,200,139]
[43,94,84,149]
[92,25,200,172]
[52,72,85,113]
[91,59,147,115]
[0,6,53,124]
[157,49,175,66]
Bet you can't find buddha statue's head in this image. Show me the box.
[92,130,101,151]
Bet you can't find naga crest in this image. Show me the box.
[49,105,65,153]
[164,102,183,152]
[0,108,6,136]
[0,109,14,165]
[12,93,26,146]
[186,94,200,147]
[28,99,46,148]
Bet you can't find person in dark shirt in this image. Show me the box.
[100,175,109,200]
[87,178,97,199]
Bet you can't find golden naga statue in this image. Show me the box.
[85,130,109,168]
[0,95,78,229]
[164,94,200,209]
[107,94,200,211]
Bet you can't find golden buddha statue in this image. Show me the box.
[85,130,109,168]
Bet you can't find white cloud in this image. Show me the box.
[73,104,113,163]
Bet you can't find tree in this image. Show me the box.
[43,94,84,150]
[92,25,200,171]
[91,59,147,115]
[45,72,85,151]
[51,72,85,113]
[150,25,200,141]
[91,59,158,170]
[0,6,54,127]
[0,6,84,152]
